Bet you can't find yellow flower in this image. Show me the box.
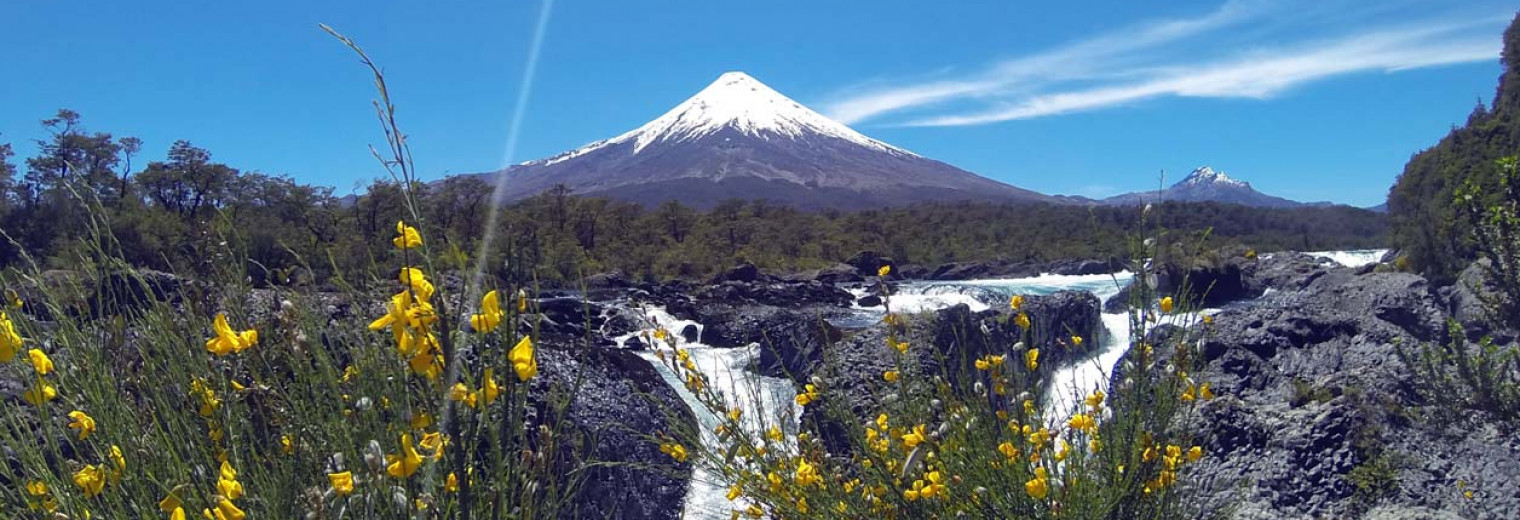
[1015,312,1031,329]
[516,289,528,312]
[28,480,48,496]
[1025,348,1039,371]
[411,413,433,430]
[398,267,435,301]
[109,445,126,479]
[1024,467,1049,499]
[1071,335,1083,347]
[1054,439,1073,462]
[481,368,502,403]
[0,311,24,362]
[208,497,246,520]
[1068,413,1097,434]
[1187,446,1203,462]
[998,441,1019,460]
[393,220,423,250]
[889,337,909,353]
[217,461,244,500]
[882,370,899,383]
[1159,296,1175,313]
[159,491,183,513]
[659,442,689,463]
[68,411,97,440]
[27,349,53,375]
[509,336,538,381]
[727,484,742,501]
[470,290,504,334]
[420,431,445,460]
[901,424,927,448]
[445,472,459,493]
[794,384,820,406]
[386,433,425,479]
[1203,314,1214,325]
[205,313,256,356]
[767,425,783,442]
[1181,384,1196,402]
[1010,294,1024,310]
[878,265,891,277]
[329,471,355,496]
[450,382,479,410]
[73,464,106,497]
[1200,382,1215,400]
[1085,390,1105,411]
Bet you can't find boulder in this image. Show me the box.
[711,262,761,284]
[533,343,696,519]
[845,251,894,276]
[751,310,845,380]
[856,295,883,308]
[813,263,864,284]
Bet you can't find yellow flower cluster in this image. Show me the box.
[793,384,821,406]
[4,313,60,407]
[659,441,689,463]
[974,354,1006,371]
[369,264,443,381]
[205,313,258,356]
[903,470,947,501]
[1142,443,1204,494]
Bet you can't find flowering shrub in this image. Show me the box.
[0,217,587,519]
[656,244,1222,519]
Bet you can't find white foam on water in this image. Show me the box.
[623,306,799,520]
[1305,249,1389,268]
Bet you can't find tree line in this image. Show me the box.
[0,109,1388,288]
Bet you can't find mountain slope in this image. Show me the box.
[1103,167,1308,208]
[466,72,1056,209]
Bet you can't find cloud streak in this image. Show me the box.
[823,0,1264,124]
[822,2,1509,127]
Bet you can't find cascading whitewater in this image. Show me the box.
[617,307,801,520]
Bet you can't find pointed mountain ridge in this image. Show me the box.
[1176,166,1248,189]
[479,71,1054,209]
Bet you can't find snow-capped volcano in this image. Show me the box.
[473,72,1056,209]
[1103,166,1311,208]
[1176,166,1248,188]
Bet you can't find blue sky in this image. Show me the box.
[1,0,1513,206]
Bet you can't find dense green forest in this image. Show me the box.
[0,109,1387,287]
[1388,14,1520,283]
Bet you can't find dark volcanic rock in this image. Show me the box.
[1163,266,1520,519]
[751,310,845,380]
[845,251,894,276]
[1157,252,1263,307]
[692,279,853,308]
[711,262,760,284]
[856,295,883,308]
[695,304,845,349]
[928,260,1042,281]
[813,264,864,284]
[534,343,695,519]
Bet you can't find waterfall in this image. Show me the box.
[617,307,800,520]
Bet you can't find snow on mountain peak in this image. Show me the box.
[524,71,914,166]
[1177,166,1248,188]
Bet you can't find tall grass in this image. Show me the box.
[0,26,590,520]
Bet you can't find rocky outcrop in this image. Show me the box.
[797,292,1104,453]
[533,343,696,520]
[1158,266,1520,519]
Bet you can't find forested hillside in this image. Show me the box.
[0,110,1387,287]
[1389,13,1520,282]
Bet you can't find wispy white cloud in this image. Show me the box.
[822,2,1510,127]
[822,0,1264,124]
